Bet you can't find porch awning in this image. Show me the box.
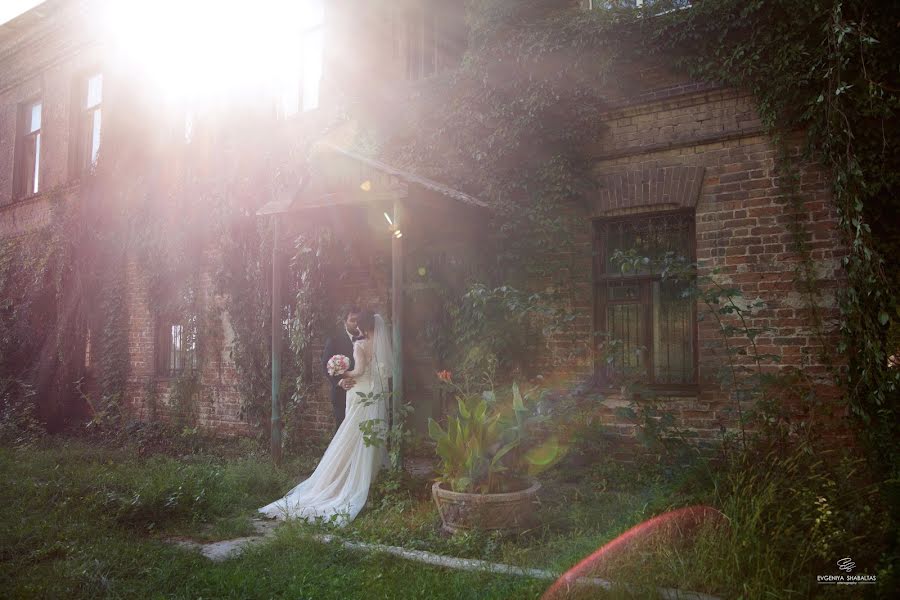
[256,143,487,216]
[256,140,487,464]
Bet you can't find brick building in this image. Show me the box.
[0,1,844,446]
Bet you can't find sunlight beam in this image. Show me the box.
[102,0,324,105]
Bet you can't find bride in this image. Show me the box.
[259,310,391,526]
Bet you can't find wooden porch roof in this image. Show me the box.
[257,143,487,216]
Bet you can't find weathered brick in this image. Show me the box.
[0,5,848,450]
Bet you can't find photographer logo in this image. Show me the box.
[817,557,876,586]
[836,557,855,573]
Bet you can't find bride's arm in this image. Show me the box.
[343,340,370,378]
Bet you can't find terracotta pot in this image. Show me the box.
[431,480,541,534]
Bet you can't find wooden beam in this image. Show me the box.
[303,186,409,209]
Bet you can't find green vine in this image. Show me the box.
[644,0,900,472]
[386,0,899,472]
[0,182,130,431]
[1,2,895,482]
[285,225,339,451]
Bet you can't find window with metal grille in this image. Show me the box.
[594,211,697,386]
[404,1,454,81]
[14,99,41,199]
[156,317,198,377]
[389,1,466,83]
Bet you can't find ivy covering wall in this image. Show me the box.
[1,0,897,473]
[383,0,900,469]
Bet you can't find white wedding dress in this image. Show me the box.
[258,315,391,526]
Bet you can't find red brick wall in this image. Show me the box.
[0,4,847,448]
[537,87,845,447]
[0,6,101,205]
[120,256,252,436]
[250,245,391,447]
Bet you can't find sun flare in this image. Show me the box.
[103,0,324,105]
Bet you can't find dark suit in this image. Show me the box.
[322,328,356,430]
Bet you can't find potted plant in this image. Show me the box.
[428,374,562,533]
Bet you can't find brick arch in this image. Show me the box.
[590,166,706,217]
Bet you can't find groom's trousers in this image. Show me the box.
[331,388,346,431]
[323,332,354,431]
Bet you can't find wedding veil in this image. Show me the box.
[372,314,394,386]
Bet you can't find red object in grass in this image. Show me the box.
[542,505,728,599]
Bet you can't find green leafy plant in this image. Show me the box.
[0,378,43,447]
[428,379,561,494]
[443,284,576,384]
[356,389,414,471]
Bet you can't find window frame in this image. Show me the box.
[71,71,103,177]
[155,315,199,379]
[299,4,324,113]
[13,98,42,200]
[277,0,324,117]
[593,209,699,392]
[404,3,438,81]
[183,110,195,145]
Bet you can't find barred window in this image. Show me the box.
[401,1,464,81]
[594,211,697,386]
[156,316,198,377]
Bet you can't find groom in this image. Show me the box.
[322,305,363,431]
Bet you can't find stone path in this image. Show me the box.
[169,458,436,562]
[166,518,720,600]
[166,456,717,598]
[169,518,279,561]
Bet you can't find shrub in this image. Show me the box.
[0,378,43,448]
[428,381,562,493]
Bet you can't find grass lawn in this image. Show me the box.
[0,437,548,599]
[1,435,890,598]
[337,468,671,576]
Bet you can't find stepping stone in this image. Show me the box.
[200,534,269,561]
[165,521,721,598]
[167,518,281,562]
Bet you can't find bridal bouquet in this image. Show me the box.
[327,354,350,377]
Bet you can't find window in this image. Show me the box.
[14,99,41,198]
[405,3,437,80]
[74,73,102,173]
[279,0,324,117]
[398,2,466,82]
[390,5,400,60]
[594,211,697,386]
[184,110,194,144]
[156,317,198,377]
[301,0,325,112]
